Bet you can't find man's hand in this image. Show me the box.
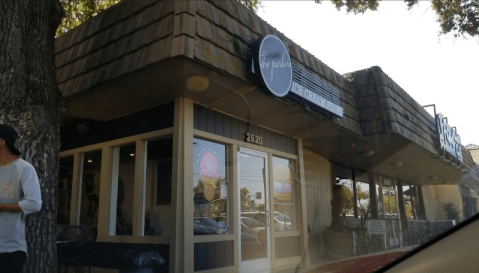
[0,203,22,213]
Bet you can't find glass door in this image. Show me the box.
[237,147,271,273]
[382,185,401,249]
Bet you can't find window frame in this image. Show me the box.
[59,128,173,244]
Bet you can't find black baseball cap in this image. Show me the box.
[0,124,21,156]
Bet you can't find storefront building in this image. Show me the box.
[54,1,479,272]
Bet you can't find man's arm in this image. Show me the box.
[18,162,42,214]
[0,203,22,212]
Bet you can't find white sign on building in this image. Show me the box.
[436,114,463,162]
[366,220,387,234]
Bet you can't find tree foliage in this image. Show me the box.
[315,0,380,14]
[315,0,479,38]
[442,202,460,221]
[329,185,349,232]
[431,0,479,37]
[382,192,398,216]
[237,0,261,12]
[56,0,120,36]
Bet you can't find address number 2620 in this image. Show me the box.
[246,133,263,145]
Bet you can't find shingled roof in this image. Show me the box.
[54,0,361,136]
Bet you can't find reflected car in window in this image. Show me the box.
[193,218,224,235]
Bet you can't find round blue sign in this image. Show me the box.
[257,35,292,97]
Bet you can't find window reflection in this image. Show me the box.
[410,184,426,220]
[335,166,372,220]
[402,183,414,220]
[58,156,74,236]
[80,150,102,236]
[382,179,398,219]
[336,179,354,217]
[114,144,136,236]
[193,138,228,235]
[272,157,296,231]
[145,137,173,236]
[356,181,371,218]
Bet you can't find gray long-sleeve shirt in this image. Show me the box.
[0,158,42,255]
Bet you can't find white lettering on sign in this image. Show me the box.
[289,81,344,117]
[436,115,463,162]
[259,50,292,83]
[366,220,387,234]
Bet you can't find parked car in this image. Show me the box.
[193,217,224,235]
[241,211,290,231]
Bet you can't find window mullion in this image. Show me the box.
[133,140,147,236]
[109,147,120,236]
[70,153,84,226]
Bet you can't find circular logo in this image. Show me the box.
[257,35,292,97]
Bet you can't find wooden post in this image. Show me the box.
[70,153,84,226]
[297,139,311,268]
[396,180,408,232]
[132,140,147,236]
[368,172,378,219]
[98,146,114,237]
[352,169,358,218]
[171,97,194,273]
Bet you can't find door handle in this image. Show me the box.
[266,211,271,227]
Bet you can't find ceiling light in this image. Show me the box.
[87,159,93,163]
[130,153,135,157]
[185,76,209,92]
[391,161,403,167]
[77,120,93,134]
[363,150,375,156]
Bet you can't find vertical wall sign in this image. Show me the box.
[251,35,344,117]
[436,114,463,162]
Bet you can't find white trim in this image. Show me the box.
[133,140,147,236]
[273,231,301,238]
[59,128,174,242]
[70,153,83,226]
[109,146,120,236]
[194,266,236,273]
[237,147,272,273]
[183,99,195,273]
[193,234,235,243]
[98,146,113,238]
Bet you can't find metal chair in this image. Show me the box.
[57,226,86,273]
[82,227,98,273]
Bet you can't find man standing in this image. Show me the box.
[0,124,42,273]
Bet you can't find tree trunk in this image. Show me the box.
[0,1,65,272]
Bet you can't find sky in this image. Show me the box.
[257,1,478,147]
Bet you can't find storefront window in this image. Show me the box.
[79,150,102,236]
[58,156,74,236]
[336,179,354,217]
[402,182,414,220]
[193,138,228,235]
[145,137,173,236]
[411,184,426,220]
[382,178,398,219]
[335,166,373,219]
[114,143,136,236]
[356,180,371,218]
[272,157,296,231]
